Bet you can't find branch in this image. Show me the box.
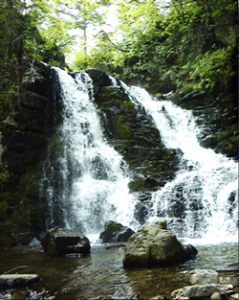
[96,30,129,53]
[2,265,28,275]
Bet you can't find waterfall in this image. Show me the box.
[42,68,137,238]
[123,85,238,244]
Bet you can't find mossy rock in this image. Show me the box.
[123,219,197,268]
[100,221,134,243]
[97,86,130,103]
[112,115,131,139]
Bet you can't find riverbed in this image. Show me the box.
[0,242,237,299]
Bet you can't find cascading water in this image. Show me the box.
[123,85,238,244]
[42,68,137,239]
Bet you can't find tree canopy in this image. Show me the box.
[0,0,237,100]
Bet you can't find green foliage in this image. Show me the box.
[184,48,235,91]
[71,0,237,95]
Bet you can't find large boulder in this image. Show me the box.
[41,227,90,256]
[123,219,197,267]
[100,221,135,243]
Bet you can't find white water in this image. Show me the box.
[125,86,238,244]
[51,68,137,236]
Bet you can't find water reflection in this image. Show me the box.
[0,243,237,299]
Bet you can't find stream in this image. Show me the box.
[0,242,237,299]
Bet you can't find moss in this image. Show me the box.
[48,133,64,155]
[112,115,131,139]
[0,199,8,221]
[100,221,124,243]
[0,169,10,189]
[121,100,135,113]
[129,179,146,193]
[215,124,238,143]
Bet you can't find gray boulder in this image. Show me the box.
[100,221,135,243]
[41,227,90,256]
[123,219,197,267]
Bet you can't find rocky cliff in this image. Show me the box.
[0,66,237,247]
[0,62,62,246]
[174,90,237,159]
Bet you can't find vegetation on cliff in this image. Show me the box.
[73,0,237,95]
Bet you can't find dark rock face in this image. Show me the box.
[123,220,197,268]
[85,81,174,221]
[41,227,90,256]
[86,68,112,94]
[100,221,135,243]
[0,61,62,247]
[174,91,238,159]
[95,85,179,192]
[92,80,179,224]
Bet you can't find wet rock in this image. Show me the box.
[0,61,62,248]
[11,288,29,300]
[111,286,138,300]
[171,284,228,299]
[190,269,219,285]
[181,90,206,101]
[21,91,48,110]
[150,295,169,300]
[104,242,126,249]
[0,274,39,287]
[219,275,239,287]
[100,221,134,243]
[182,244,198,260]
[229,293,239,299]
[123,219,197,268]
[95,80,179,203]
[0,290,12,300]
[28,237,42,249]
[86,68,112,94]
[210,292,223,299]
[41,227,90,256]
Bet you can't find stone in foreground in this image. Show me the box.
[41,227,90,256]
[100,221,135,243]
[190,269,219,285]
[123,219,197,268]
[0,274,39,287]
[171,284,230,299]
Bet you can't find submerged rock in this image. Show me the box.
[0,274,39,287]
[123,219,197,267]
[171,284,228,299]
[41,227,90,256]
[111,286,138,300]
[190,269,219,285]
[100,221,135,243]
[28,237,42,249]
